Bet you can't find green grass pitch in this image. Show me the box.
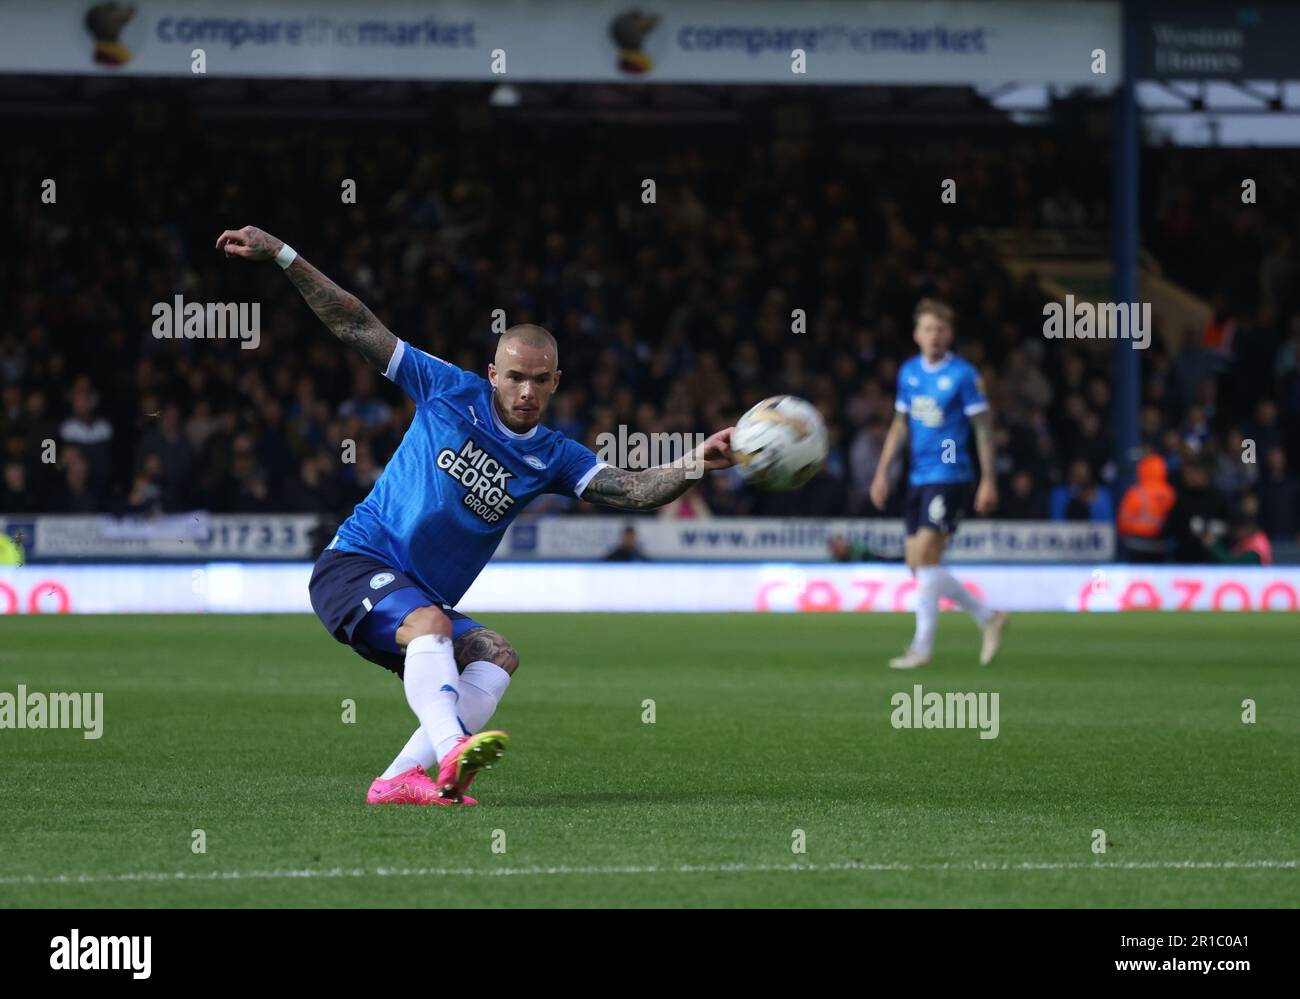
[0,611,1296,908]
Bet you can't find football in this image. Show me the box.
[732,395,829,491]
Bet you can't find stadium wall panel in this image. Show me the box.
[2,564,1297,614]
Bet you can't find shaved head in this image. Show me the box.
[496,324,558,368]
[489,324,562,433]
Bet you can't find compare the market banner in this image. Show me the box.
[0,1,1120,85]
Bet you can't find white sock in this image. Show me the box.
[380,727,438,780]
[458,661,512,732]
[911,566,942,657]
[379,661,511,779]
[402,634,464,761]
[932,566,994,626]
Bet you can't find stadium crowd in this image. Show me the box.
[2,112,1298,559]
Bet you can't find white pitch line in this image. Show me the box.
[0,859,1296,888]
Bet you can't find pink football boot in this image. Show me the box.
[366,765,476,806]
[435,730,510,801]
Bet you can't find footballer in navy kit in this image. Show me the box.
[870,299,1009,670]
[217,225,736,807]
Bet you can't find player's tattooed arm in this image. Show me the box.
[581,464,696,511]
[215,225,397,371]
[454,627,519,675]
[971,409,998,514]
[283,256,397,371]
[581,426,735,511]
[971,409,996,473]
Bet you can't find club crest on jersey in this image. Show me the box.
[369,572,395,590]
[436,438,517,524]
[523,454,546,470]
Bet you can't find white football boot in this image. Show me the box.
[889,647,931,670]
[979,611,1009,666]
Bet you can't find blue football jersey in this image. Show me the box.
[894,353,988,486]
[331,340,605,605]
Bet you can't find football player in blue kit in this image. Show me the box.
[217,225,736,806]
[870,299,1009,669]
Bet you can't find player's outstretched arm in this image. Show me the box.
[215,225,397,371]
[582,427,734,511]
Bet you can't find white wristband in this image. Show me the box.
[275,243,298,269]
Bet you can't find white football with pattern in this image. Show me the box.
[732,395,829,492]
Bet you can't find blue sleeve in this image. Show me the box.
[549,436,606,498]
[958,364,989,416]
[383,339,462,403]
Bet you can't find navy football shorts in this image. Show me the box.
[903,481,973,536]
[308,548,485,676]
